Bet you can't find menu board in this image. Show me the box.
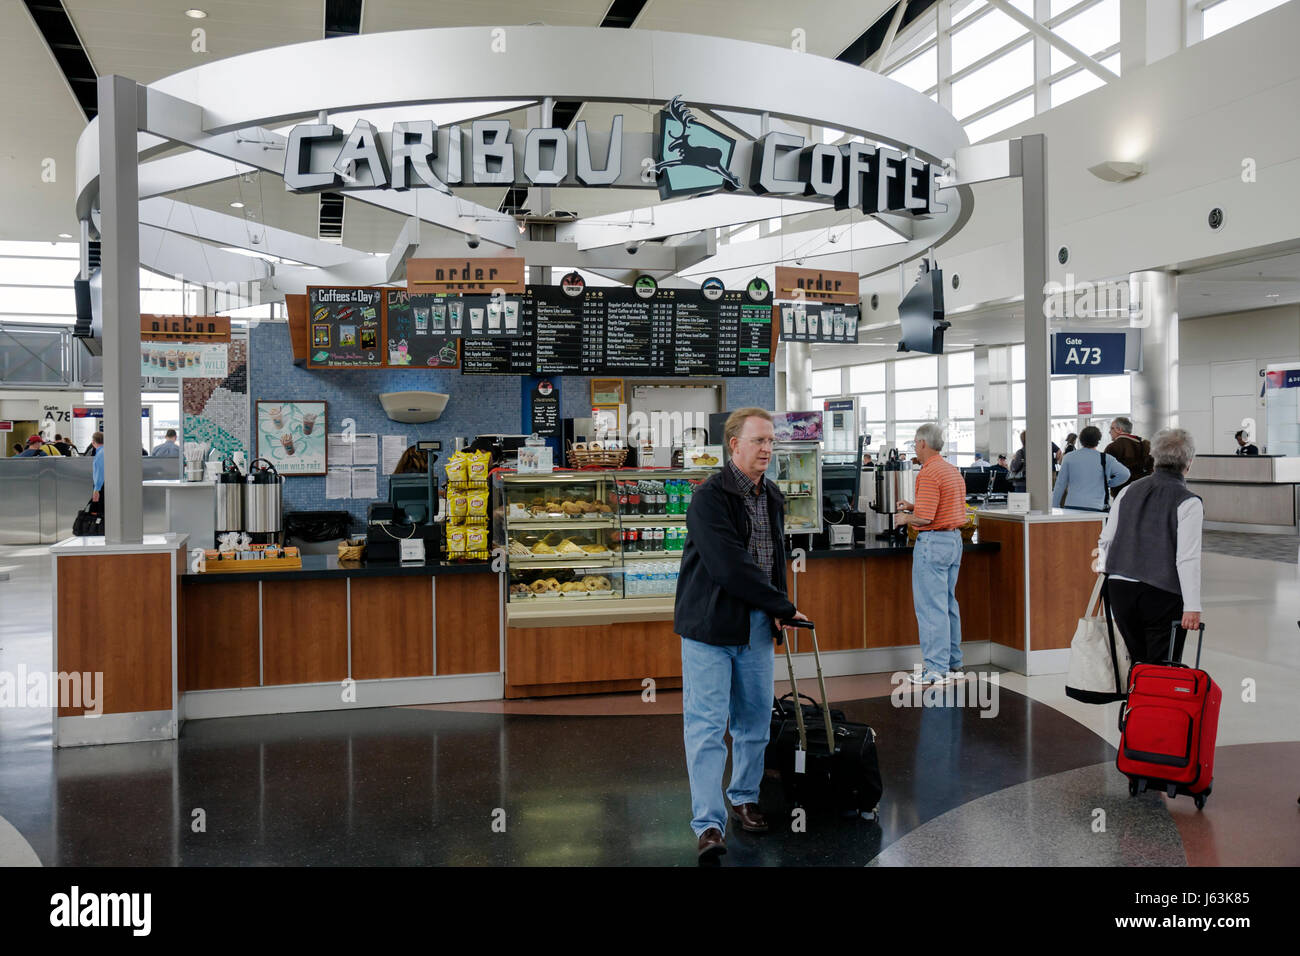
[460,292,535,375]
[532,285,606,376]
[777,301,860,344]
[386,290,458,369]
[307,287,384,368]
[458,283,773,378]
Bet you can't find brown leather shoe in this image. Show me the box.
[729,802,769,833]
[696,827,726,859]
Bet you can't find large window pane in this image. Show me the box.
[952,41,1033,119]
[0,286,75,314]
[895,355,937,389]
[1011,344,1026,380]
[1050,54,1119,108]
[1052,418,1077,447]
[948,385,975,419]
[1203,0,1290,40]
[812,368,842,397]
[849,362,885,392]
[896,389,939,421]
[1050,0,1090,15]
[887,45,937,94]
[1049,0,1120,73]
[894,422,929,450]
[859,393,886,422]
[964,94,1034,142]
[862,421,886,448]
[952,7,1027,73]
[948,350,975,385]
[949,420,976,455]
[0,258,81,285]
[1051,378,1078,416]
[1090,375,1131,414]
[0,241,77,258]
[1012,382,1026,418]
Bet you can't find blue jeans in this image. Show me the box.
[912,530,963,674]
[681,609,775,837]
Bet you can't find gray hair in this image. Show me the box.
[1151,427,1195,471]
[1110,416,1132,433]
[914,423,945,452]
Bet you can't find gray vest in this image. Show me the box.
[1104,468,1199,595]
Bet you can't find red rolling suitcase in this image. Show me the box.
[1117,623,1220,809]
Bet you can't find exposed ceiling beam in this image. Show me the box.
[985,0,1120,83]
[866,3,908,72]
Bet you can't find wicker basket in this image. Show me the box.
[567,444,628,468]
[337,537,366,562]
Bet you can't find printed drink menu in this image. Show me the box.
[307,287,384,368]
[532,285,605,376]
[387,290,459,369]
[603,290,674,376]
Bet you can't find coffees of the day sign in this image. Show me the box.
[283,98,946,218]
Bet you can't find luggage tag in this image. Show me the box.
[795,749,806,774]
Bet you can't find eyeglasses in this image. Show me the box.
[743,437,776,448]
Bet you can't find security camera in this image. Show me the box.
[465,233,480,250]
[625,240,640,255]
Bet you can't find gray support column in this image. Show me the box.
[784,343,812,412]
[99,75,145,544]
[1019,134,1052,510]
[1129,270,1179,437]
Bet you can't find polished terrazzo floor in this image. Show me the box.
[1,541,1297,867]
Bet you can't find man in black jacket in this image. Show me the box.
[673,407,806,860]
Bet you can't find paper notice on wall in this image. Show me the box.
[382,435,408,475]
[352,433,379,465]
[351,466,378,499]
[325,467,352,499]
[327,433,353,466]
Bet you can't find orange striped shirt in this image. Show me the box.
[913,456,967,530]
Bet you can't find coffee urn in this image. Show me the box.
[214,457,245,545]
[245,458,283,546]
[871,449,916,540]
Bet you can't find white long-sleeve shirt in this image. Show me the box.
[1096,485,1203,612]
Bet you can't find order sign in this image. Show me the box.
[1051,331,1127,375]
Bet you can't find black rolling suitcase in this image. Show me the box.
[765,621,883,819]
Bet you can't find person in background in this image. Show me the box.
[970,453,991,469]
[992,454,1009,474]
[151,428,181,457]
[673,406,807,861]
[17,435,47,457]
[896,423,968,686]
[1009,431,1060,493]
[1097,428,1203,665]
[1062,433,1078,457]
[89,432,105,514]
[1051,426,1129,511]
[11,442,23,456]
[1103,417,1152,497]
[1234,430,1260,456]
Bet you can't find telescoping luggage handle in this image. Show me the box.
[779,620,837,760]
[1169,621,1205,669]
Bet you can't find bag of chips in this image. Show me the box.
[444,453,467,483]
[449,492,469,517]
[466,450,492,481]
[446,526,468,553]
[467,491,488,517]
[466,526,488,551]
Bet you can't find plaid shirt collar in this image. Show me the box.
[727,459,765,498]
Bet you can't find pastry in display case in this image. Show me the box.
[496,468,710,612]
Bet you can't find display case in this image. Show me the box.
[496,468,710,617]
[766,441,822,534]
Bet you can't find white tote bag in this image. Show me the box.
[1064,575,1131,703]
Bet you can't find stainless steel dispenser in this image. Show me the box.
[244,458,283,545]
[214,457,245,545]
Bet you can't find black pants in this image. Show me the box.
[89,486,105,515]
[1105,578,1186,665]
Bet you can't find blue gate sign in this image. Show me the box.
[1051,331,1127,375]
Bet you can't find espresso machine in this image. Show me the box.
[870,448,916,541]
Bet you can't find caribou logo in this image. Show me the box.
[653,96,741,200]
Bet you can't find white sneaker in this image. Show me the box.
[946,669,969,680]
[908,670,952,686]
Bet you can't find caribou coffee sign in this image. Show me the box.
[284,98,946,217]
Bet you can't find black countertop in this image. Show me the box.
[183,554,493,583]
[805,538,1000,560]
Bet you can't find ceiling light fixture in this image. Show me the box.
[185,9,207,19]
[229,201,245,209]
[1088,160,1146,183]
[58,233,72,238]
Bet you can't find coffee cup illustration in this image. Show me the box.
[821,310,833,336]
[280,432,295,456]
[487,302,502,331]
[431,304,446,333]
[795,308,807,335]
[302,411,317,435]
[268,406,284,430]
[449,302,463,332]
[415,307,429,331]
[504,301,519,332]
[166,350,178,371]
[781,307,794,336]
[469,308,485,333]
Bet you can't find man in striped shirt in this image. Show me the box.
[897,423,968,686]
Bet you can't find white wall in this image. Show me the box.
[1178,304,1300,454]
